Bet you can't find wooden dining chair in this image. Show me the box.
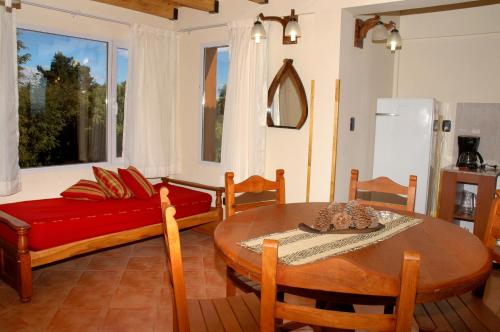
[160,188,260,332]
[224,169,285,296]
[483,195,500,263]
[349,169,417,212]
[224,169,285,219]
[260,239,421,332]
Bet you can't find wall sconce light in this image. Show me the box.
[250,18,266,44]
[251,9,301,45]
[354,15,401,51]
[371,22,389,42]
[386,28,402,52]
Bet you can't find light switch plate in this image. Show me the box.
[442,120,451,132]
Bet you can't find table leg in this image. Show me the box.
[472,283,485,298]
[226,266,237,296]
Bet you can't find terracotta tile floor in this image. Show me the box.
[0,231,220,332]
[0,230,499,331]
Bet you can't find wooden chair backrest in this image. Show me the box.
[483,196,500,252]
[225,169,285,218]
[348,169,417,212]
[160,187,189,332]
[260,239,420,332]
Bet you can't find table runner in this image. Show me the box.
[240,212,422,266]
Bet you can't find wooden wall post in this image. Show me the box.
[305,80,315,202]
[329,79,341,202]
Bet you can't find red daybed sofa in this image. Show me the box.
[0,177,223,302]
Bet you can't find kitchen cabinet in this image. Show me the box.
[437,166,499,240]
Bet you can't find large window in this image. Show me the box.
[201,45,229,163]
[17,29,126,168]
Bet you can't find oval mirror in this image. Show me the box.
[267,59,308,129]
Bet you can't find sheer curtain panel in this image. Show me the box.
[0,7,20,196]
[221,19,268,181]
[123,24,179,177]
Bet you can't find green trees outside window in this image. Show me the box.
[17,29,126,168]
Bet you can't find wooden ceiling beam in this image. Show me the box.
[0,0,21,9]
[94,0,178,20]
[168,0,219,13]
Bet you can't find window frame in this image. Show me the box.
[110,46,128,164]
[199,41,229,166]
[16,24,128,171]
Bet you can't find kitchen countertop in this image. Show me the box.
[442,165,500,178]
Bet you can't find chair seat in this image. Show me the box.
[187,293,260,332]
[414,292,500,331]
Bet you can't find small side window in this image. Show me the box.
[201,45,229,163]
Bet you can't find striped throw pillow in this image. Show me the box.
[93,166,134,199]
[118,166,157,199]
[61,180,107,201]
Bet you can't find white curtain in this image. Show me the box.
[123,24,179,177]
[0,7,20,196]
[221,19,268,181]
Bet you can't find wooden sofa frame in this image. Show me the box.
[0,177,223,302]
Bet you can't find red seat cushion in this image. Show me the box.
[0,184,212,251]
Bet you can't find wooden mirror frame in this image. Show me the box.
[267,59,308,129]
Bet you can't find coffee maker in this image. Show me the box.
[456,135,484,169]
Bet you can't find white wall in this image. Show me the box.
[396,4,500,103]
[334,11,396,202]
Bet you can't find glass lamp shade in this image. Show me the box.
[386,29,402,52]
[284,19,301,42]
[251,21,266,44]
[371,22,388,42]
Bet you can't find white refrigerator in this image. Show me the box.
[372,98,439,214]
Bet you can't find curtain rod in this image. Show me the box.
[23,1,131,27]
[178,11,315,33]
[178,23,226,33]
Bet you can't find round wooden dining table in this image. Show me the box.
[214,202,492,303]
